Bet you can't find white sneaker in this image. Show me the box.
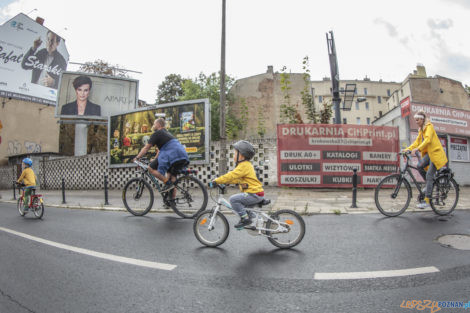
[416,202,430,209]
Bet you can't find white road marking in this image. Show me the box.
[314,266,439,280]
[0,226,176,271]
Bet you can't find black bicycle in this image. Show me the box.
[122,158,208,218]
[375,151,459,217]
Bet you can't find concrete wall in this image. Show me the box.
[0,99,59,165]
[410,76,470,109]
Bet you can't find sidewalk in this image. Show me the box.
[1,186,469,214]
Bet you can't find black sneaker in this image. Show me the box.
[234,217,252,229]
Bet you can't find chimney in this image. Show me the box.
[416,63,427,77]
[35,17,44,25]
[267,65,273,74]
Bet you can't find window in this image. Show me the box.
[364,88,368,95]
[343,118,347,124]
[400,89,403,96]
[365,102,369,110]
[332,118,336,124]
[378,96,382,103]
[367,117,371,125]
[387,89,391,97]
[319,95,323,103]
[355,101,359,110]
[379,111,383,117]
[356,117,361,125]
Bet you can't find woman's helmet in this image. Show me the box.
[22,158,33,166]
[233,140,255,160]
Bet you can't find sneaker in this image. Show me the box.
[234,217,252,229]
[416,201,430,209]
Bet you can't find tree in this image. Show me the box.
[79,59,129,77]
[301,56,318,123]
[279,66,301,124]
[179,72,238,140]
[320,99,333,124]
[156,74,185,104]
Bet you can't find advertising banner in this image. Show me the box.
[449,137,469,162]
[409,103,470,136]
[400,96,411,118]
[0,13,69,105]
[277,124,399,188]
[108,99,210,167]
[55,71,138,120]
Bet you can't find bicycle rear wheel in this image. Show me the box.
[32,197,44,219]
[17,198,25,216]
[193,210,229,247]
[265,210,305,249]
[375,174,411,217]
[430,177,459,216]
[169,175,208,218]
[122,178,154,216]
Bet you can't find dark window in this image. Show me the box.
[367,117,371,125]
[387,89,391,96]
[319,95,323,103]
[343,118,347,124]
[378,96,382,103]
[365,102,369,110]
[379,111,383,117]
[355,102,359,110]
[364,88,368,95]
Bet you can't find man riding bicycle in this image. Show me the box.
[403,110,447,209]
[133,118,189,192]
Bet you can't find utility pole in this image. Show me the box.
[326,31,342,124]
[219,0,228,174]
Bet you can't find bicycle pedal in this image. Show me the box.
[243,226,257,231]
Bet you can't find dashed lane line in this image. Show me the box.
[0,226,177,271]
[314,266,440,280]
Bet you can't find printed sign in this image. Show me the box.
[277,124,399,188]
[108,99,210,167]
[400,96,411,118]
[409,103,470,136]
[449,137,469,162]
[0,13,69,105]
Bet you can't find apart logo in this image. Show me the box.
[49,89,56,95]
[10,20,24,31]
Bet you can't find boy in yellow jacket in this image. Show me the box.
[213,140,264,228]
[17,158,37,209]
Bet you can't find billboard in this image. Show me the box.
[409,103,470,136]
[0,13,69,105]
[400,96,411,118]
[108,99,210,168]
[55,71,138,120]
[277,124,399,188]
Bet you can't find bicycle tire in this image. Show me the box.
[430,177,459,216]
[265,210,305,249]
[32,197,44,219]
[193,210,229,247]
[375,174,411,217]
[17,198,25,216]
[169,175,208,219]
[122,178,154,216]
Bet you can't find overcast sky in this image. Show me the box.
[1,0,469,103]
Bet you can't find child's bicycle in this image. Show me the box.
[193,183,305,248]
[15,182,44,219]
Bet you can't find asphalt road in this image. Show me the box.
[1,202,469,313]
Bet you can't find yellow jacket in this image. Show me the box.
[17,167,36,187]
[407,122,447,170]
[214,161,264,194]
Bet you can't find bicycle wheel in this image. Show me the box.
[122,178,154,216]
[32,197,44,219]
[265,210,305,249]
[169,175,208,218]
[193,210,229,247]
[375,174,411,217]
[430,177,459,216]
[17,198,25,216]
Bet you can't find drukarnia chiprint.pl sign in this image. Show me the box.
[277,124,399,188]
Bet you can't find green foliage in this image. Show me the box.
[257,105,266,138]
[179,72,237,141]
[79,59,128,77]
[301,56,318,124]
[279,66,300,124]
[156,74,185,104]
[320,99,333,124]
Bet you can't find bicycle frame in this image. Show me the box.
[134,160,165,193]
[18,186,43,207]
[398,153,425,197]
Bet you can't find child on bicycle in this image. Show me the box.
[17,158,36,209]
[212,140,264,229]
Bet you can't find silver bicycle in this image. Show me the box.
[193,183,305,248]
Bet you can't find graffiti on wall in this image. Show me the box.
[7,140,42,155]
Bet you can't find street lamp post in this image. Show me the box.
[219,0,227,174]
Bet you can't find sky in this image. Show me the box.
[1,0,470,103]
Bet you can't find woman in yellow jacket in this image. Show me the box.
[404,110,448,208]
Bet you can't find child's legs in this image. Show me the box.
[24,188,31,207]
[229,193,262,218]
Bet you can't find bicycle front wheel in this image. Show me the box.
[193,210,229,247]
[32,197,44,219]
[375,174,411,217]
[122,178,154,216]
[17,198,25,216]
[169,175,208,218]
[430,177,459,216]
[265,210,305,249]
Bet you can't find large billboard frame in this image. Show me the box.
[107,98,211,168]
[55,71,139,121]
